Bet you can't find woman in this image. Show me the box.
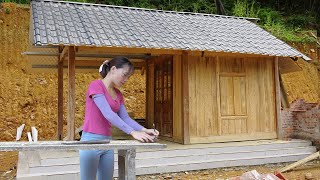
[80,56,159,180]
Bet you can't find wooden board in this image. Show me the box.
[186,55,277,143]
[146,58,155,128]
[182,52,190,144]
[67,46,76,140]
[173,54,183,141]
[188,55,218,137]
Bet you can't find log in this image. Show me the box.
[279,151,320,173]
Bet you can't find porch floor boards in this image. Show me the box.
[17,139,317,180]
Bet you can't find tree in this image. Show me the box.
[215,0,226,15]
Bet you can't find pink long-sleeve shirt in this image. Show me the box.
[83,80,143,136]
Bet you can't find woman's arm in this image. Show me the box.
[92,94,134,134]
[118,104,160,136]
[118,104,144,131]
[118,105,159,136]
[92,94,155,142]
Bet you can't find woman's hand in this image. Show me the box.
[142,128,159,136]
[130,131,155,143]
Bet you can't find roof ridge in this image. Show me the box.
[32,0,259,21]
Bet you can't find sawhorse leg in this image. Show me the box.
[118,149,136,180]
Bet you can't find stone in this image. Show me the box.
[305,172,314,180]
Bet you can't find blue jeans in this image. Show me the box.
[79,132,114,180]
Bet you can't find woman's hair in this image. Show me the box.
[100,56,134,78]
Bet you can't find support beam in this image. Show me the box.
[182,51,190,144]
[62,60,147,69]
[275,57,282,139]
[78,46,183,55]
[59,46,69,62]
[118,149,136,180]
[279,75,289,108]
[22,51,152,60]
[67,46,76,141]
[57,47,64,140]
[216,56,221,136]
[22,52,60,56]
[146,58,155,129]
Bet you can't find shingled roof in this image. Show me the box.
[30,0,310,60]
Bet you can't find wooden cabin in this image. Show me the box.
[27,0,310,144]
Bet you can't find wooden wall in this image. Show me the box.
[186,55,277,143]
[146,58,155,128]
[188,56,219,137]
[147,53,277,144]
[172,55,183,142]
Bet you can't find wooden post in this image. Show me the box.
[279,151,320,173]
[172,54,183,143]
[57,46,64,140]
[182,51,190,144]
[279,74,289,108]
[118,149,136,180]
[145,58,150,128]
[67,46,75,140]
[216,56,221,135]
[146,58,155,128]
[275,57,282,139]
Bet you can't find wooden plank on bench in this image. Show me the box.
[0,140,166,151]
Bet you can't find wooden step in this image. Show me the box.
[17,139,317,180]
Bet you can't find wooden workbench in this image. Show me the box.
[0,140,166,180]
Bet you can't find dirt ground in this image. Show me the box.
[136,161,320,180]
[0,3,319,180]
[1,152,320,180]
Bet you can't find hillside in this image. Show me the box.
[0,2,319,178]
[0,3,146,141]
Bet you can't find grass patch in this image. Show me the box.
[232,0,259,18]
[256,8,316,43]
[4,7,10,14]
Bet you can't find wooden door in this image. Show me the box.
[219,58,248,135]
[154,55,173,137]
[218,57,276,139]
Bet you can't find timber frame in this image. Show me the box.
[27,0,310,143]
[25,45,298,143]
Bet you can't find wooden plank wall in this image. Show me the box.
[187,56,218,137]
[173,55,183,142]
[187,55,277,143]
[246,57,276,134]
[182,52,190,144]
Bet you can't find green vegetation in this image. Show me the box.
[4,7,10,13]
[1,0,28,4]
[257,8,316,42]
[232,0,259,18]
[1,0,319,42]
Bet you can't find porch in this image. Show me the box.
[16,139,316,179]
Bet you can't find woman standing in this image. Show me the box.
[80,56,159,180]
